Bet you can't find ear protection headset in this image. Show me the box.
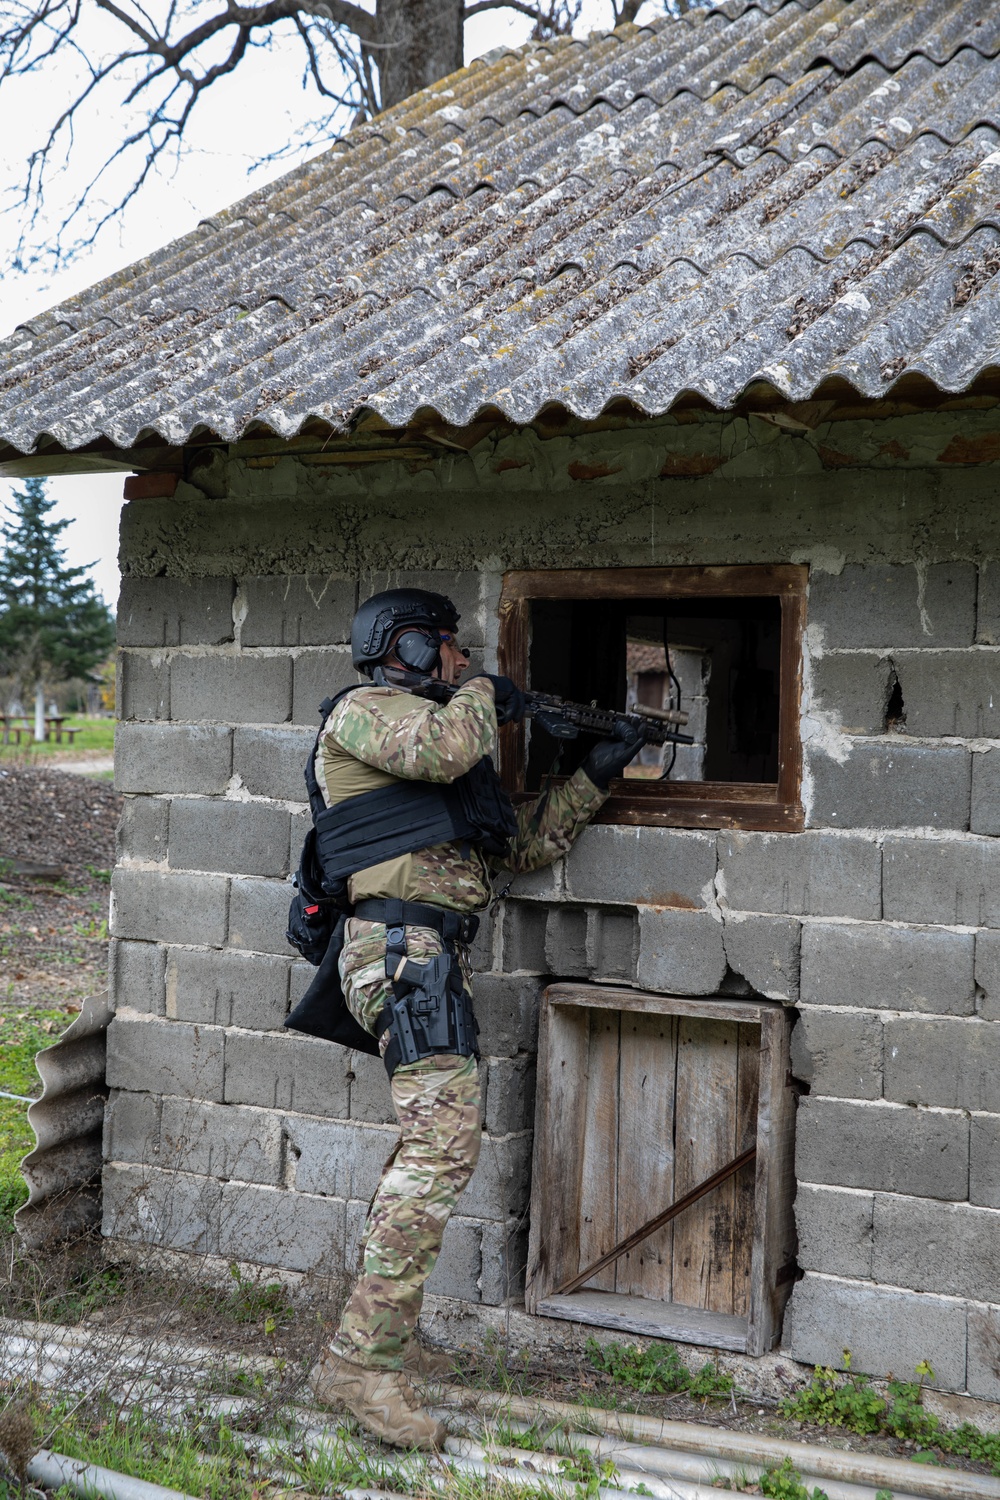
[393,628,443,673]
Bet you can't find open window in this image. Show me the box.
[497,566,805,830]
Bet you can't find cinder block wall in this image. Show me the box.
[106,406,1000,1392]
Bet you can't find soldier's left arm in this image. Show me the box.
[499,767,607,875]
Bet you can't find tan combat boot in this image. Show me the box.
[403,1338,456,1379]
[308,1346,447,1450]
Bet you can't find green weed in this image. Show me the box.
[758,1456,828,1500]
[223,1261,294,1326]
[0,1008,72,1230]
[585,1338,733,1399]
[782,1356,1000,1476]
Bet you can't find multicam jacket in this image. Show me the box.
[316,676,607,913]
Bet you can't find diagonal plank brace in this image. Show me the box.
[554,1145,757,1298]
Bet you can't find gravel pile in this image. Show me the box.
[0,767,121,871]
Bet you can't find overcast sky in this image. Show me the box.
[0,3,631,611]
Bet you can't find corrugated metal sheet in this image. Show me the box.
[2,0,1000,454]
[14,989,110,1248]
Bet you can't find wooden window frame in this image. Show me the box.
[497,564,806,832]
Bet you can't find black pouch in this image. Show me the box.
[286,825,345,965]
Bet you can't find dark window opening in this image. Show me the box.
[526,596,782,793]
[498,566,805,831]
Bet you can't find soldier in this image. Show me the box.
[305,587,646,1447]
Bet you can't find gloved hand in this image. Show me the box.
[471,674,527,725]
[581,716,649,789]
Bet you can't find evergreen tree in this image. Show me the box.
[0,479,115,741]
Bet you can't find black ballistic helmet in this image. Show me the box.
[352,587,460,676]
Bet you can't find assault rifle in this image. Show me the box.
[380,666,695,748]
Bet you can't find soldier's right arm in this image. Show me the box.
[326,678,498,783]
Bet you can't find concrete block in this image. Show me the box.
[111,867,229,947]
[472,974,540,1057]
[109,939,166,1016]
[563,824,716,908]
[219,1183,345,1274]
[506,862,559,900]
[480,1219,528,1305]
[170,654,292,725]
[119,653,169,721]
[809,563,976,648]
[590,907,637,983]
[239,575,356,647]
[104,1089,162,1164]
[723,913,800,1001]
[159,1099,284,1184]
[165,947,290,1030]
[873,1193,1000,1302]
[168,797,290,878]
[896,650,1000,737]
[795,1185,874,1279]
[348,1050,396,1124]
[544,906,588,978]
[291,650,358,726]
[117,577,235,647]
[810,654,893,735]
[972,749,1000,836]
[637,907,726,995]
[224,1030,351,1116]
[800,922,976,1016]
[967,1306,1000,1401]
[790,1008,882,1100]
[427,1214,482,1301]
[116,723,233,795]
[228,878,297,957]
[787,1273,967,1388]
[285,1117,396,1199]
[103,1162,221,1254]
[807,742,970,830]
[117,795,169,863]
[884,835,1000,926]
[718,831,880,919]
[233,726,314,802]
[289,808,311,875]
[483,1056,535,1136]
[289,962,314,1010]
[969,1115,1000,1208]
[461,1132,533,1222]
[884,1017,1000,1111]
[107,1014,225,1101]
[977,561,1000,645]
[468,904,496,973]
[502,902,548,973]
[797,1097,969,1200]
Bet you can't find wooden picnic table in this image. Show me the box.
[0,715,80,746]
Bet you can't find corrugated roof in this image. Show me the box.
[2,0,1000,454]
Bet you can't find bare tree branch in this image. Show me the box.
[0,0,668,274]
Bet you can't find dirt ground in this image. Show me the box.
[0,765,118,1021]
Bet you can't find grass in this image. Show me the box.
[781,1358,1000,1476]
[0,1007,72,1230]
[0,717,115,761]
[585,1338,733,1400]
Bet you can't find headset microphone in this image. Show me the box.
[393,629,442,673]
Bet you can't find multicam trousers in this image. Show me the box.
[330,919,481,1371]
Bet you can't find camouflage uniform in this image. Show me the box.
[319,678,605,1371]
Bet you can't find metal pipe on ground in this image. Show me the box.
[451,1420,929,1500]
[27,1449,198,1500]
[438,1387,1000,1500]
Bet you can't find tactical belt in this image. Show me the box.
[355,898,480,1079]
